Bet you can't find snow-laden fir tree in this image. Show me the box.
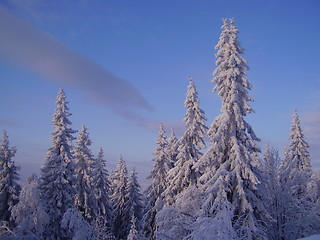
[261,144,281,240]
[164,77,207,203]
[167,128,178,169]
[276,146,298,240]
[60,208,96,240]
[110,156,129,240]
[277,111,319,240]
[11,174,49,238]
[156,186,204,240]
[192,18,268,240]
[143,123,171,240]
[287,110,311,177]
[39,88,77,240]
[0,130,21,225]
[74,125,98,222]
[124,168,144,236]
[127,215,145,240]
[91,147,113,238]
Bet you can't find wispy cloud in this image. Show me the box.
[0,117,20,127]
[0,5,152,121]
[119,111,185,136]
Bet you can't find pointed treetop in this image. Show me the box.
[56,87,68,106]
[288,110,311,173]
[1,130,9,147]
[155,123,168,151]
[77,125,92,147]
[159,123,165,134]
[1,129,17,160]
[183,76,207,148]
[59,86,64,93]
[116,155,128,176]
[169,128,176,139]
[97,147,104,158]
[129,167,138,180]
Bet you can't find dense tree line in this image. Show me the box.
[1,18,320,240]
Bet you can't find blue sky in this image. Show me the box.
[0,0,320,184]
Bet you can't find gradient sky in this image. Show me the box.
[0,0,320,185]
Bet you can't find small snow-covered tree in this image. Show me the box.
[164,77,207,203]
[39,88,77,239]
[111,156,128,240]
[125,168,144,235]
[261,144,281,240]
[167,128,178,168]
[156,186,204,240]
[192,18,268,240]
[91,148,113,237]
[277,111,320,240]
[127,215,145,240]
[74,125,97,222]
[287,110,311,177]
[182,77,207,157]
[11,174,49,238]
[143,123,171,239]
[0,130,21,225]
[61,208,96,240]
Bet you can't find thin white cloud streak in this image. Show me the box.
[0,118,20,127]
[0,6,152,118]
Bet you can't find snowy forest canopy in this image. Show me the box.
[1,18,320,240]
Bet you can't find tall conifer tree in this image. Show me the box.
[0,130,20,225]
[111,156,128,240]
[262,144,281,240]
[92,147,113,237]
[143,123,171,239]
[277,111,319,239]
[165,77,207,202]
[287,110,311,176]
[167,128,178,168]
[74,125,97,222]
[125,168,144,234]
[39,88,77,239]
[193,19,268,240]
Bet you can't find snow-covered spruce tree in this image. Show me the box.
[124,168,144,236]
[39,88,77,240]
[277,111,319,240]
[127,215,145,240]
[261,144,281,240]
[192,18,268,240]
[111,156,129,240]
[287,110,311,177]
[156,185,204,240]
[11,174,49,238]
[156,78,208,239]
[91,147,113,238]
[74,125,98,222]
[0,130,21,225]
[276,147,297,240]
[164,77,207,203]
[143,123,171,240]
[167,128,178,169]
[61,208,96,240]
